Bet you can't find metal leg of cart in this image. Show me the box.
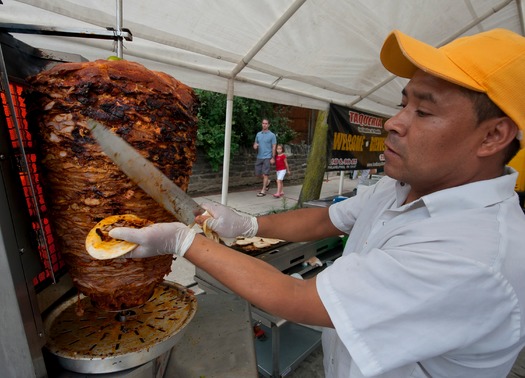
[253,309,322,377]
[272,322,281,377]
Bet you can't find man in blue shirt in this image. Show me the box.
[253,118,276,197]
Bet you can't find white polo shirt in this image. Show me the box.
[317,168,525,377]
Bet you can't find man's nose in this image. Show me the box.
[384,108,408,134]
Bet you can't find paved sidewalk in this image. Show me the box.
[193,171,358,216]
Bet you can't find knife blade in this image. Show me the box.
[87,119,204,226]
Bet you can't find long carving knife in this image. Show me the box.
[87,119,204,226]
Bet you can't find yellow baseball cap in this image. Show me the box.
[380,29,525,147]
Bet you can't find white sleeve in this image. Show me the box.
[328,178,394,234]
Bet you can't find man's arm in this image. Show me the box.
[270,143,276,163]
[202,204,342,242]
[257,207,341,242]
[185,234,333,327]
[110,217,335,327]
[109,206,341,327]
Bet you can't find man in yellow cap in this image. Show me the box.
[110,29,525,377]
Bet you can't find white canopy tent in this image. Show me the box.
[2,0,524,202]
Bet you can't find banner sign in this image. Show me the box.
[327,104,388,171]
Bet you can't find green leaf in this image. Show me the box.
[195,89,296,171]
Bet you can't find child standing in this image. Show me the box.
[273,144,290,198]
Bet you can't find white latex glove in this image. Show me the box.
[108,222,196,258]
[201,202,258,238]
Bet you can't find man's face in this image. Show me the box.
[262,120,269,130]
[384,70,485,196]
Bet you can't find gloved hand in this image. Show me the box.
[201,202,258,238]
[108,222,196,258]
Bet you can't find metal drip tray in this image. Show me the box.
[245,237,342,272]
[43,281,197,374]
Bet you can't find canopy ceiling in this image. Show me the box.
[2,0,524,119]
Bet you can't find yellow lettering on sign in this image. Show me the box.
[333,133,366,151]
[351,135,365,151]
[332,132,345,150]
[369,137,385,152]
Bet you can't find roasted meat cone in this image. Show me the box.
[23,59,199,311]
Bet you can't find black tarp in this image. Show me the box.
[327,104,388,171]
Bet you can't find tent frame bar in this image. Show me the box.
[0,23,132,42]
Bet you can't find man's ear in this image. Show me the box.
[478,117,519,157]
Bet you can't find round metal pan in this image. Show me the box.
[43,280,197,374]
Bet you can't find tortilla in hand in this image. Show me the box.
[85,214,152,260]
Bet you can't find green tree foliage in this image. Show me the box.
[195,89,297,171]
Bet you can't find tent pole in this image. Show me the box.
[115,0,124,58]
[221,79,234,205]
[230,0,306,77]
[220,0,307,205]
[517,0,525,35]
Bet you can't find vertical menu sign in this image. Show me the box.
[327,104,387,171]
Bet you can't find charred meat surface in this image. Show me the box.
[23,59,199,311]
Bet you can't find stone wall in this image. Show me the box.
[187,144,310,195]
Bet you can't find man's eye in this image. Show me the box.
[416,110,429,117]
